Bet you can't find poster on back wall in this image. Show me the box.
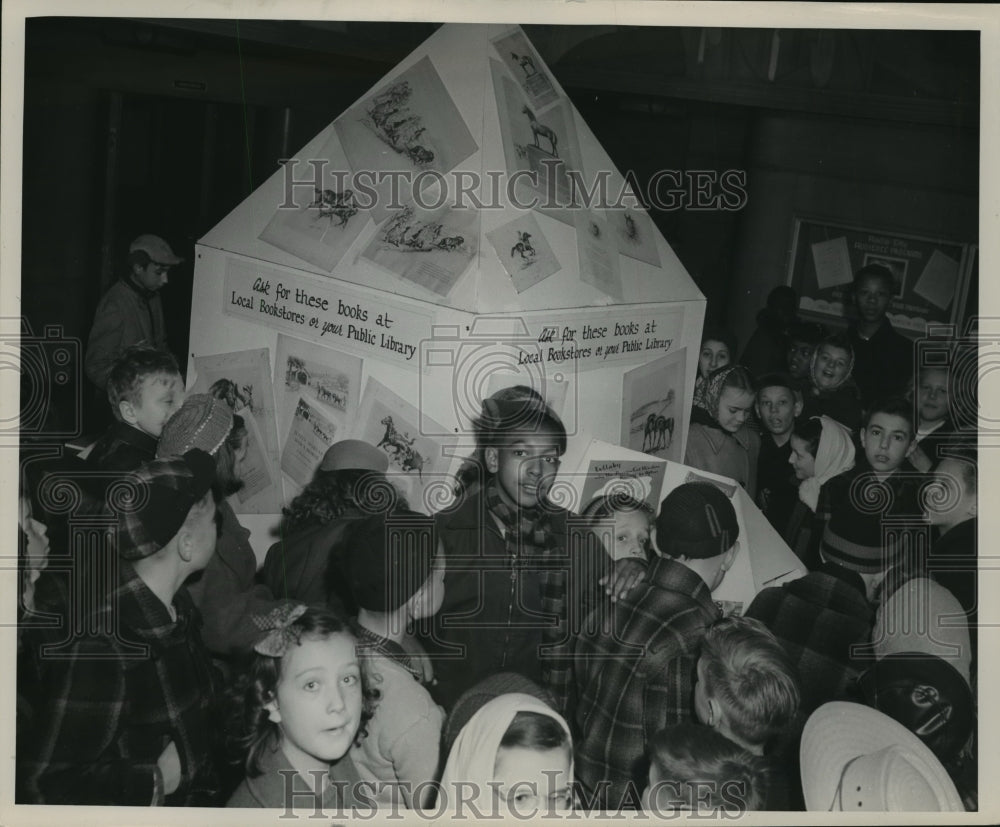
[788,217,972,336]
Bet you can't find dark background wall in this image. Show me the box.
[20,19,979,431]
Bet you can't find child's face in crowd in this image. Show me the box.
[234,433,250,481]
[493,744,573,815]
[606,509,651,561]
[266,633,363,770]
[715,387,754,434]
[788,435,817,481]
[861,412,912,474]
[918,368,950,424]
[410,546,447,621]
[811,345,851,391]
[488,428,562,509]
[132,260,171,292]
[787,340,814,380]
[698,340,731,380]
[854,275,892,325]
[123,371,184,437]
[756,386,800,437]
[923,458,976,528]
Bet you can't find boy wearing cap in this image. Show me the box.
[87,345,185,472]
[344,511,446,809]
[572,482,738,810]
[86,234,182,391]
[23,450,223,806]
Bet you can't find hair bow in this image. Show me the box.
[251,603,307,657]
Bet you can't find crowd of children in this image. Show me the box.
[14,260,978,814]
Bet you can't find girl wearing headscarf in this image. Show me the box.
[784,415,856,568]
[799,333,863,432]
[685,365,761,497]
[439,693,574,818]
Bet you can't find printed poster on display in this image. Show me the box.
[489,59,584,227]
[576,209,624,301]
[258,129,370,272]
[334,56,479,224]
[360,202,479,297]
[281,397,339,489]
[606,203,661,268]
[352,377,453,513]
[788,217,971,335]
[273,333,363,450]
[491,28,559,110]
[621,348,687,463]
[485,213,561,293]
[191,348,281,513]
[577,457,667,516]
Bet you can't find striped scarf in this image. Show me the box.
[483,478,571,712]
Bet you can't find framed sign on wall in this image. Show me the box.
[787,217,973,338]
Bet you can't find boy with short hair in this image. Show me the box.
[87,345,184,471]
[425,396,615,715]
[23,450,223,805]
[906,364,962,472]
[785,321,825,393]
[693,616,801,756]
[754,373,803,533]
[345,511,446,810]
[573,482,739,809]
[847,265,914,406]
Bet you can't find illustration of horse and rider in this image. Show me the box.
[377,415,426,478]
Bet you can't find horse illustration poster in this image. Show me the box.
[191,348,281,513]
[489,59,583,227]
[352,376,452,510]
[258,130,371,272]
[485,213,561,292]
[281,397,339,489]
[491,29,558,110]
[621,347,687,463]
[335,56,478,224]
[273,333,363,449]
[360,202,479,297]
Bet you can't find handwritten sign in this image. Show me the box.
[223,258,434,367]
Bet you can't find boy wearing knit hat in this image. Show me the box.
[23,450,223,806]
[573,482,738,810]
[344,511,446,810]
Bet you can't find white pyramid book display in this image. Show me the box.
[189,22,801,601]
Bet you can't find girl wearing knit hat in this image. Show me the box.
[159,393,291,656]
[685,365,761,497]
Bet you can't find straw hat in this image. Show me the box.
[800,701,963,812]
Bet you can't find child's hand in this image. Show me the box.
[600,558,647,602]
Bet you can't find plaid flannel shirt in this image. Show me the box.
[22,561,221,806]
[744,562,875,714]
[572,557,719,810]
